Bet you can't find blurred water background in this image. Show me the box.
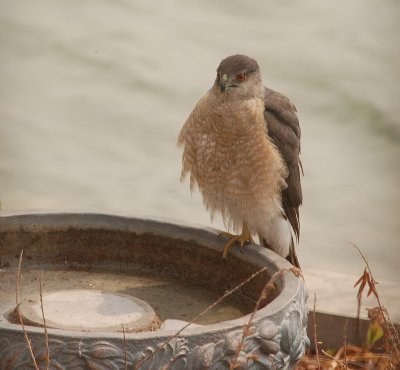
[1,1,399,293]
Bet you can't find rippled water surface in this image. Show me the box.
[1,1,399,283]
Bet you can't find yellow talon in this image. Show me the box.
[219,224,254,258]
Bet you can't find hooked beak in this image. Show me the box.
[220,81,226,92]
[219,74,228,92]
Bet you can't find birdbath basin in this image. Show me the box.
[0,212,309,369]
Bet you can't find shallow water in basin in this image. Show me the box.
[0,267,248,328]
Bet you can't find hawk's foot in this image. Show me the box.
[219,225,254,258]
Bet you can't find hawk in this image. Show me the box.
[178,55,302,267]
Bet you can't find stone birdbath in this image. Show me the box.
[0,212,309,369]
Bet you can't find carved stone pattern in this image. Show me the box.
[0,286,309,370]
[183,284,310,370]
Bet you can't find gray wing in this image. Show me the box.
[263,87,303,241]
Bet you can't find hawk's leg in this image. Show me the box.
[219,223,254,258]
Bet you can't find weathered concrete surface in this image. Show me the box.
[304,268,400,322]
[19,289,158,332]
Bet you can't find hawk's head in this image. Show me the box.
[215,54,263,98]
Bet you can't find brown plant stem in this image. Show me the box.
[134,266,268,369]
[16,250,39,370]
[122,324,128,370]
[231,269,286,369]
[39,271,49,370]
[313,292,321,370]
[351,242,400,365]
[321,349,345,369]
[343,320,348,369]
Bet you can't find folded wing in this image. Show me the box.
[263,87,303,242]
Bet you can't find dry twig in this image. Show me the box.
[39,271,50,370]
[134,266,268,369]
[313,292,321,370]
[230,269,285,369]
[343,320,347,369]
[351,242,400,366]
[16,250,39,370]
[321,349,346,368]
[122,324,128,370]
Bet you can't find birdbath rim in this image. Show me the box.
[0,210,304,340]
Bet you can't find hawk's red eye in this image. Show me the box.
[236,73,246,81]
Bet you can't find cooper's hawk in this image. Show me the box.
[178,55,302,267]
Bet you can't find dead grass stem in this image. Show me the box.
[134,266,268,370]
[299,243,399,369]
[343,320,348,369]
[122,324,128,370]
[351,242,400,366]
[313,292,321,370]
[15,250,39,370]
[39,270,50,370]
[230,268,286,369]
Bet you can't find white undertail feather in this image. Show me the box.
[258,214,292,258]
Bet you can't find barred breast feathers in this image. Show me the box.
[178,91,288,233]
